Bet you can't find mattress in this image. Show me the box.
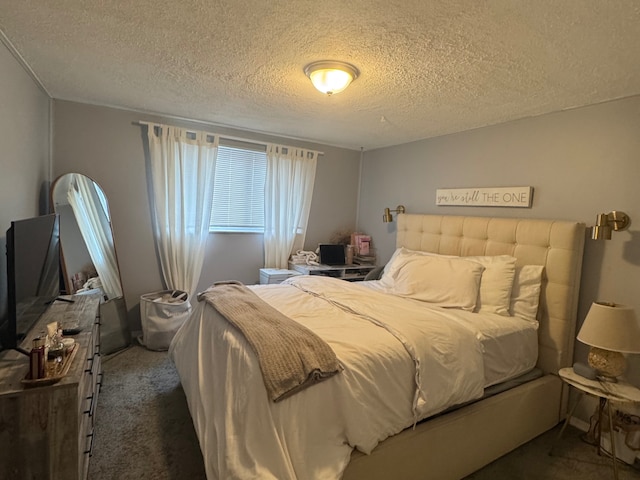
[440,309,538,387]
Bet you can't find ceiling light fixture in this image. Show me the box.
[304,61,360,95]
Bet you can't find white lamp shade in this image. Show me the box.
[577,302,640,354]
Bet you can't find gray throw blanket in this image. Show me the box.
[197,282,342,402]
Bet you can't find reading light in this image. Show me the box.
[577,302,640,382]
[383,205,406,223]
[591,211,630,240]
[304,61,360,95]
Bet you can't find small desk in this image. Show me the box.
[288,263,376,282]
[555,367,640,479]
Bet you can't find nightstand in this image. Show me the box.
[553,367,640,479]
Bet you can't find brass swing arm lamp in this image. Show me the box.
[383,205,406,223]
[591,211,630,240]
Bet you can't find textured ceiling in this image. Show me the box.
[1,1,639,150]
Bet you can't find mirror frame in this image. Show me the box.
[50,173,125,300]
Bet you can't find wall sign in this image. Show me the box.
[436,186,533,208]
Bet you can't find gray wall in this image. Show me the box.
[0,42,50,320]
[52,100,361,330]
[358,95,640,393]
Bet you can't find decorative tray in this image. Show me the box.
[22,343,78,388]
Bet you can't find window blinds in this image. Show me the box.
[210,144,267,232]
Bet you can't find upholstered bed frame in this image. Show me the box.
[343,214,586,480]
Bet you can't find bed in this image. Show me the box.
[170,214,586,479]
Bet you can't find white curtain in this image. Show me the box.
[67,174,123,299]
[147,124,218,297]
[264,144,318,268]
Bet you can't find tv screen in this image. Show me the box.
[0,214,61,353]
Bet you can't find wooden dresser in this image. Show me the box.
[0,294,102,480]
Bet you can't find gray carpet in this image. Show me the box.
[88,344,206,480]
[89,345,640,479]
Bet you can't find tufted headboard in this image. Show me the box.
[396,214,586,374]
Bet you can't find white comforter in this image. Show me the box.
[170,275,485,480]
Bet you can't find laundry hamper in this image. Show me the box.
[139,290,191,351]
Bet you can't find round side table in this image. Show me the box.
[553,367,640,480]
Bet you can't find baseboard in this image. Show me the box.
[568,409,640,468]
[569,416,589,431]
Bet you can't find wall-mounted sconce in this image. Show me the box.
[383,205,406,223]
[590,211,630,240]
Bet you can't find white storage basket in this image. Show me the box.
[139,290,191,351]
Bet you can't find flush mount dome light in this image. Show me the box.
[304,61,360,95]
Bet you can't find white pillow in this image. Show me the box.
[379,247,439,288]
[383,248,516,316]
[380,247,413,279]
[380,251,484,310]
[464,255,517,316]
[509,265,544,322]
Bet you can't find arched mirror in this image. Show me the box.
[51,173,130,353]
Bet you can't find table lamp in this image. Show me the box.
[577,302,640,382]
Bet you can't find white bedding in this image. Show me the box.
[362,280,538,387]
[169,275,535,480]
[451,309,538,387]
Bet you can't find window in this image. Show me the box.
[209,141,267,233]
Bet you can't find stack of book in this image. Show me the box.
[353,254,376,265]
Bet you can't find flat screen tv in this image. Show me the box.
[0,213,61,354]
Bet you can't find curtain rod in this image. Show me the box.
[136,121,324,156]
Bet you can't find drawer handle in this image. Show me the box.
[85,356,94,374]
[84,394,95,416]
[84,431,94,456]
[97,372,104,392]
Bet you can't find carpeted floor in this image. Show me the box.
[89,345,640,479]
[88,344,206,480]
